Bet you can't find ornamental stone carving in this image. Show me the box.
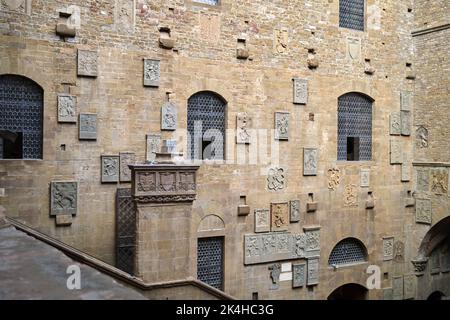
[146,134,161,162]
[119,152,136,182]
[292,263,306,288]
[416,126,428,148]
[344,184,358,207]
[101,155,119,183]
[411,258,428,276]
[416,169,430,192]
[304,227,320,256]
[79,113,97,140]
[273,28,288,54]
[293,78,307,105]
[77,49,98,77]
[50,181,77,216]
[57,95,77,123]
[360,169,370,187]
[161,102,177,131]
[307,258,319,286]
[327,168,340,190]
[1,0,30,13]
[347,37,361,60]
[290,200,300,223]
[269,263,281,290]
[303,148,318,176]
[271,202,289,232]
[130,164,199,204]
[390,112,401,136]
[236,112,251,144]
[430,169,448,195]
[267,167,285,191]
[415,199,432,225]
[393,240,405,263]
[390,140,402,164]
[255,209,270,233]
[383,237,394,261]
[274,112,289,140]
[143,59,160,87]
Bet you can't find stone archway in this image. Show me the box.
[427,291,446,300]
[327,283,368,300]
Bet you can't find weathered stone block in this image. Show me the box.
[237,205,250,216]
[55,214,72,226]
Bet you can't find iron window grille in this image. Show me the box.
[328,238,368,266]
[339,0,365,31]
[338,92,373,161]
[0,74,43,159]
[116,188,136,275]
[197,237,224,290]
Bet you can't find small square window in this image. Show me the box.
[193,0,219,5]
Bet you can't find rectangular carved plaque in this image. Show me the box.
[383,236,394,261]
[416,169,430,192]
[400,91,413,111]
[50,181,78,216]
[57,95,77,123]
[119,152,135,182]
[303,148,318,176]
[360,169,370,187]
[79,113,97,140]
[77,49,98,77]
[143,59,160,87]
[236,112,251,144]
[274,112,289,140]
[270,202,289,232]
[254,209,270,233]
[390,112,401,135]
[292,262,306,288]
[101,155,119,183]
[146,134,161,162]
[293,78,308,105]
[290,200,300,223]
[307,258,319,286]
[415,199,432,225]
[390,140,402,164]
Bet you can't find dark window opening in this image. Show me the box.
[252,292,259,300]
[346,137,360,161]
[1,132,23,159]
[202,139,214,160]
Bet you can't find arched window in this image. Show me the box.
[187,91,226,160]
[339,0,365,31]
[338,92,373,161]
[328,238,368,266]
[0,75,44,159]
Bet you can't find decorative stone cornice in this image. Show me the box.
[130,163,200,204]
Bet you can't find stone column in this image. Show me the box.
[130,164,199,283]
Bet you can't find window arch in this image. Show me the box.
[328,238,368,266]
[337,92,373,161]
[187,91,226,160]
[339,0,365,31]
[0,74,44,159]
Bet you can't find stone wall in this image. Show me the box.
[0,0,447,299]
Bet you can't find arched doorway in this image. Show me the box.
[427,291,445,300]
[328,283,368,300]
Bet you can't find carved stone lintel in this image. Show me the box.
[131,164,199,204]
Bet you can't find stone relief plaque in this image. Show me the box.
[161,102,177,131]
[236,112,251,144]
[403,275,415,300]
[292,262,306,288]
[136,171,157,192]
[305,227,320,257]
[1,0,31,14]
[344,184,358,207]
[327,168,340,190]
[415,199,432,225]
[290,200,300,223]
[199,13,221,44]
[267,167,285,191]
[146,134,161,162]
[401,154,411,182]
[79,113,97,140]
[416,169,430,192]
[303,148,318,176]
[114,0,135,33]
[383,237,394,261]
[416,126,429,148]
[347,37,361,60]
[430,169,449,195]
[360,169,370,187]
[274,112,289,140]
[271,202,289,232]
[101,155,119,183]
[178,171,196,191]
[400,91,413,111]
[389,112,401,136]
[401,111,411,136]
[50,181,77,216]
[268,263,281,290]
[393,240,405,263]
[307,258,319,286]
[158,172,177,192]
[293,78,307,105]
[77,49,98,77]
[254,209,270,233]
[244,232,307,265]
[390,140,402,164]
[392,276,404,300]
[57,95,77,123]
[273,28,288,54]
[143,59,160,87]
[119,152,135,182]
